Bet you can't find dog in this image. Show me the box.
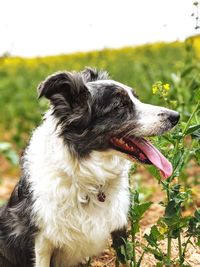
[0,68,180,267]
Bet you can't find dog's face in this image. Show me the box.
[38,68,179,178]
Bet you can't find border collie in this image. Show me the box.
[0,68,179,267]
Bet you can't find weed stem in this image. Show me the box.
[167,231,171,266]
[182,235,192,258]
[132,226,137,267]
[178,231,183,266]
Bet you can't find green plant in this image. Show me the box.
[0,142,19,166]
[114,41,200,267]
[115,190,152,266]
[0,141,19,180]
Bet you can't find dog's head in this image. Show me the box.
[38,68,180,178]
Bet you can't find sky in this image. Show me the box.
[0,0,198,57]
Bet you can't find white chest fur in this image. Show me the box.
[24,115,130,266]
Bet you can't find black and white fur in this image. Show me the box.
[0,68,179,267]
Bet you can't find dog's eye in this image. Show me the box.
[112,100,120,107]
[113,99,126,109]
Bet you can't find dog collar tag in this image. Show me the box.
[97,191,106,202]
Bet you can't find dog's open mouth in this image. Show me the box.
[110,136,172,179]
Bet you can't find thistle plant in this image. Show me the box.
[114,43,200,266]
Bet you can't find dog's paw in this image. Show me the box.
[77,257,90,266]
[81,257,89,264]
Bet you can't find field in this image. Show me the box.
[0,35,200,266]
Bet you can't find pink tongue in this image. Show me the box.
[130,138,173,179]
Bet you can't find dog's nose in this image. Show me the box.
[168,112,180,126]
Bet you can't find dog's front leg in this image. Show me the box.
[35,233,53,267]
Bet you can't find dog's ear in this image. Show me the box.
[81,67,109,83]
[37,71,90,108]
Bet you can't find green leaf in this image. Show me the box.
[171,228,180,239]
[144,225,164,251]
[172,150,184,169]
[116,245,127,264]
[132,201,152,220]
[144,246,163,261]
[187,210,200,238]
[163,200,183,228]
[144,233,157,247]
[197,236,200,246]
[131,223,139,234]
[154,253,163,261]
[128,164,136,178]
[133,190,139,204]
[172,150,186,176]
[165,200,179,218]
[0,142,12,151]
[191,128,200,140]
[185,124,200,135]
[0,141,19,165]
[194,210,200,221]
[5,150,19,165]
[147,165,161,180]
[181,65,196,78]
[0,199,6,206]
[170,184,181,197]
[194,149,200,164]
[194,88,200,101]
[125,241,133,260]
[151,225,164,241]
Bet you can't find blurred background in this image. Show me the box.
[0,1,200,265]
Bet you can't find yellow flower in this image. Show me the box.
[158,224,168,235]
[162,92,168,97]
[163,83,170,90]
[152,86,158,94]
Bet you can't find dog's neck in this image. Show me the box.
[24,112,129,189]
